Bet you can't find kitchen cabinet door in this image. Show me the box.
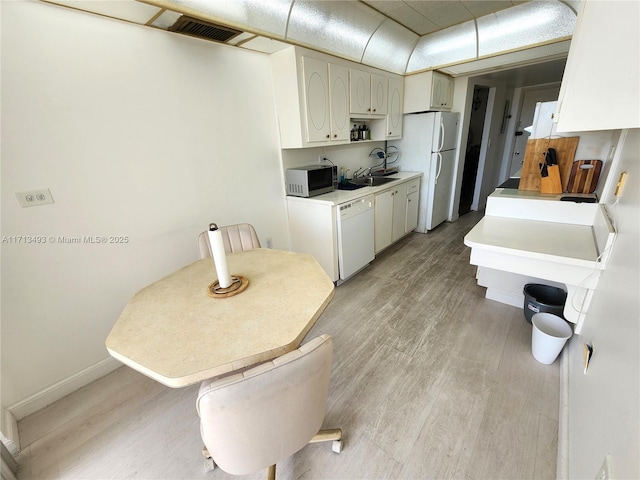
[391,184,407,242]
[350,68,371,115]
[328,63,350,142]
[387,76,404,138]
[432,72,453,109]
[555,0,639,131]
[302,56,331,143]
[371,73,388,115]
[404,71,454,113]
[374,189,393,253]
[406,191,419,233]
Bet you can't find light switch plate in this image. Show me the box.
[16,189,55,207]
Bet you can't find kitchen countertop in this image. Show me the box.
[463,191,616,333]
[464,216,600,267]
[286,171,422,206]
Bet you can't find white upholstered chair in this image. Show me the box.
[197,223,261,259]
[196,334,342,479]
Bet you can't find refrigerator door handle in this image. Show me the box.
[435,152,442,184]
[438,122,445,152]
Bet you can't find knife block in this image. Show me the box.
[518,137,579,192]
[540,165,563,194]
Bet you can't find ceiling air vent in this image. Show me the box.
[169,16,242,43]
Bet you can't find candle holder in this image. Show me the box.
[207,275,249,298]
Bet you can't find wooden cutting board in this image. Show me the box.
[566,160,603,193]
[518,137,580,192]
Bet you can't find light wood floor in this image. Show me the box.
[16,211,559,479]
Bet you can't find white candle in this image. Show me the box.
[207,224,232,288]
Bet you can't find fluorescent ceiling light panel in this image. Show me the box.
[287,1,386,62]
[362,18,419,75]
[406,19,477,72]
[477,1,576,56]
[156,0,292,39]
[439,40,571,76]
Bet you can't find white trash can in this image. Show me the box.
[531,313,573,364]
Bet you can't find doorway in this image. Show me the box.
[459,85,489,216]
[507,85,561,177]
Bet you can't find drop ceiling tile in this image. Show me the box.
[45,0,162,24]
[405,0,474,29]
[460,0,516,18]
[239,36,290,54]
[362,0,440,35]
[151,10,182,29]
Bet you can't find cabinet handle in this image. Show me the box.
[326,134,330,138]
[388,132,392,135]
[373,108,376,112]
[333,134,337,138]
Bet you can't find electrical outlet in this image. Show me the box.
[16,189,54,208]
[266,237,273,249]
[596,454,612,480]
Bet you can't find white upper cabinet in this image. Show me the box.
[349,68,371,115]
[403,70,454,113]
[328,63,350,142]
[387,76,404,138]
[271,46,404,148]
[302,56,331,143]
[370,73,388,115]
[350,69,388,115]
[556,0,639,131]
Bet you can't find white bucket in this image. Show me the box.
[531,313,573,364]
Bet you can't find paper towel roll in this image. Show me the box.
[207,224,232,288]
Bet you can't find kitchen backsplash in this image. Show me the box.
[281,141,395,180]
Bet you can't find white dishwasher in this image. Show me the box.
[336,194,375,282]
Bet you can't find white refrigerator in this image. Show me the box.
[389,111,459,232]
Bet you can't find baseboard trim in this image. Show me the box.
[0,409,19,456]
[7,357,121,421]
[557,343,570,480]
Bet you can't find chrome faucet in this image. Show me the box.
[352,167,365,178]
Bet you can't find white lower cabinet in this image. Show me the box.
[405,179,420,232]
[374,189,394,253]
[288,175,421,280]
[374,178,420,254]
[287,199,338,281]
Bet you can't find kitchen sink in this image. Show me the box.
[350,176,398,187]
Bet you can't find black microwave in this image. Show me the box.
[285,165,338,197]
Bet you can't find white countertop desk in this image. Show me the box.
[464,190,615,333]
[106,248,335,387]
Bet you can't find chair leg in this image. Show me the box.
[202,447,215,472]
[309,428,343,453]
[267,464,276,480]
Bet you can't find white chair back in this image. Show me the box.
[196,335,333,476]
[197,223,261,258]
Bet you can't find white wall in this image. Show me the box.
[1,1,288,416]
[565,129,639,479]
